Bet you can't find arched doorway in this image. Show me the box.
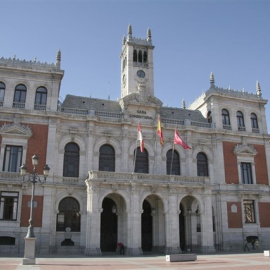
[141,195,165,254]
[141,200,152,251]
[179,196,201,252]
[100,198,117,252]
[179,203,185,251]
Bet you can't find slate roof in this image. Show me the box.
[61,94,208,123]
[62,95,122,113]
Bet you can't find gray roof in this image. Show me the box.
[62,95,122,113]
[62,94,208,123]
[161,107,207,123]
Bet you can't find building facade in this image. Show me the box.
[0,25,270,255]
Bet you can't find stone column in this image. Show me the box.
[200,190,215,253]
[126,182,143,255]
[84,181,102,256]
[165,192,181,254]
[42,186,57,253]
[121,126,129,172]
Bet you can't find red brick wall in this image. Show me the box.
[227,202,242,228]
[20,195,44,227]
[24,123,48,175]
[223,142,269,185]
[223,142,239,184]
[259,202,270,227]
[254,145,269,185]
[0,121,48,174]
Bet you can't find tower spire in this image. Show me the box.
[147,27,152,42]
[210,72,215,87]
[256,81,262,97]
[56,49,61,68]
[127,24,132,40]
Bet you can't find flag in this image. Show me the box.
[137,122,144,152]
[174,129,191,149]
[157,116,164,146]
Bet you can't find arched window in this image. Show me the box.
[133,50,137,62]
[56,197,80,232]
[143,51,148,63]
[0,82,5,106]
[13,84,26,108]
[63,143,80,177]
[138,50,142,63]
[134,147,148,173]
[237,111,245,130]
[99,144,115,172]
[197,152,208,176]
[166,149,180,175]
[251,113,259,131]
[222,109,230,127]
[34,86,47,110]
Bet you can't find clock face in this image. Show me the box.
[137,70,145,78]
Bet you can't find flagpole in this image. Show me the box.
[133,139,138,173]
[170,140,175,175]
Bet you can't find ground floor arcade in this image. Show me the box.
[83,171,215,256]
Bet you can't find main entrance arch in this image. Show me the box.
[142,194,165,254]
[100,194,127,252]
[100,198,117,251]
[179,195,201,252]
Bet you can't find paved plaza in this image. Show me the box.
[1,253,270,270]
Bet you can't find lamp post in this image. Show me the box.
[20,154,50,265]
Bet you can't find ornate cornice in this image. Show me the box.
[0,122,32,138]
[233,143,258,157]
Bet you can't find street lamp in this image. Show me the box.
[20,154,50,265]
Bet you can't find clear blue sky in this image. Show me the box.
[1,0,270,131]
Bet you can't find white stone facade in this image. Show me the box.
[0,25,270,256]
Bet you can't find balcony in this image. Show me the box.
[87,170,210,188]
[12,102,25,109]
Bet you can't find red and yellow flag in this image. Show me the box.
[157,116,164,146]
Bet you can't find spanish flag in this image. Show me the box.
[157,116,164,146]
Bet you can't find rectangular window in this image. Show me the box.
[244,200,256,223]
[241,162,253,184]
[3,146,22,172]
[0,192,19,220]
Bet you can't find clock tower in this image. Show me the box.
[120,25,155,98]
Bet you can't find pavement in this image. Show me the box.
[1,253,270,270]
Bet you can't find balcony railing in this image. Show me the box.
[12,102,25,109]
[87,170,209,186]
[223,124,232,130]
[34,104,46,110]
[252,128,260,133]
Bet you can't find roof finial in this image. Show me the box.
[210,72,215,87]
[56,49,61,68]
[128,24,132,40]
[256,81,262,97]
[147,27,152,42]
[122,35,126,45]
[182,99,186,109]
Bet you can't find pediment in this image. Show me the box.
[0,122,32,138]
[233,143,258,156]
[119,92,163,110]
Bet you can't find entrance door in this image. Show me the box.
[141,200,152,251]
[179,203,185,251]
[100,198,117,252]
